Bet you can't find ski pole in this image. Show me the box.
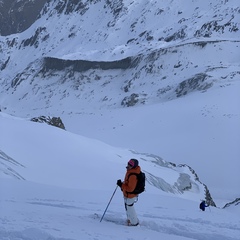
[100,185,118,222]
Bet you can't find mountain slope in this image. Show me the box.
[0,112,239,240]
[0,112,214,204]
[0,0,239,115]
[0,0,239,205]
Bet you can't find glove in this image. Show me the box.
[117,179,122,187]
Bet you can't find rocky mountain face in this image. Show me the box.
[0,0,47,36]
[0,0,239,116]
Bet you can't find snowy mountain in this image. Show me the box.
[1,112,240,240]
[0,112,207,196]
[1,0,239,197]
[0,0,240,233]
[1,0,239,116]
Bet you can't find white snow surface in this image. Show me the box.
[0,0,240,239]
[1,179,240,240]
[0,110,240,240]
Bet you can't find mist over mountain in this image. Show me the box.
[0,0,239,208]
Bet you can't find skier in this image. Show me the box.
[199,200,209,211]
[117,159,141,226]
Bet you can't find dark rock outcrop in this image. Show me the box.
[0,0,47,36]
[223,198,240,208]
[31,116,65,130]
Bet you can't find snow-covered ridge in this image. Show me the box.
[0,112,214,204]
[0,0,239,208]
[0,2,240,238]
[3,38,238,115]
[0,112,239,240]
[0,0,239,115]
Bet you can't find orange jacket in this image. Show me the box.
[121,166,141,198]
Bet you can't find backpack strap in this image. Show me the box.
[127,173,137,180]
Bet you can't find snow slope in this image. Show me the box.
[1,179,240,240]
[61,78,240,204]
[0,0,239,231]
[0,113,239,240]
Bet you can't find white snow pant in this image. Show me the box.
[124,197,138,225]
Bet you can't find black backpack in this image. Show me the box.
[127,171,146,194]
